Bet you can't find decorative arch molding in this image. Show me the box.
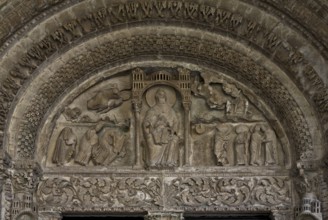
[0,0,326,158]
[5,26,320,162]
[0,1,327,220]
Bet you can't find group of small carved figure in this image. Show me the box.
[52,125,126,166]
[214,124,277,166]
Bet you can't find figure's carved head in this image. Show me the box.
[155,88,167,104]
[63,127,77,146]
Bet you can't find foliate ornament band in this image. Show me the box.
[37,176,291,212]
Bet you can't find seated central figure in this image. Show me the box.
[143,88,180,168]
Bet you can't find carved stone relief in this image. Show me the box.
[31,66,293,217]
[8,161,41,220]
[142,87,182,168]
[1,3,322,162]
[45,67,287,169]
[190,71,283,167]
[47,75,133,167]
[294,162,323,220]
[0,0,327,219]
[37,175,291,213]
[37,176,162,212]
[165,177,291,208]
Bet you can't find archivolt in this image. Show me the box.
[0,0,327,163]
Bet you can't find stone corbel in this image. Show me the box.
[145,212,184,220]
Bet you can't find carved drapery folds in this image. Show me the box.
[0,0,327,218]
[1,0,324,164]
[132,68,191,168]
[45,67,288,169]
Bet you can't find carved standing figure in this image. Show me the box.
[234,125,249,166]
[263,126,277,165]
[143,88,180,168]
[75,127,99,166]
[250,125,264,166]
[52,127,77,165]
[214,124,233,166]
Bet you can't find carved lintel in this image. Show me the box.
[37,176,163,211]
[38,211,62,220]
[145,212,184,220]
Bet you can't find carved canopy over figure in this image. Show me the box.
[143,88,180,168]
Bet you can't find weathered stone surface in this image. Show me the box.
[0,0,327,219]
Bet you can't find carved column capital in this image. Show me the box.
[145,212,184,220]
[11,160,42,192]
[10,160,42,220]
